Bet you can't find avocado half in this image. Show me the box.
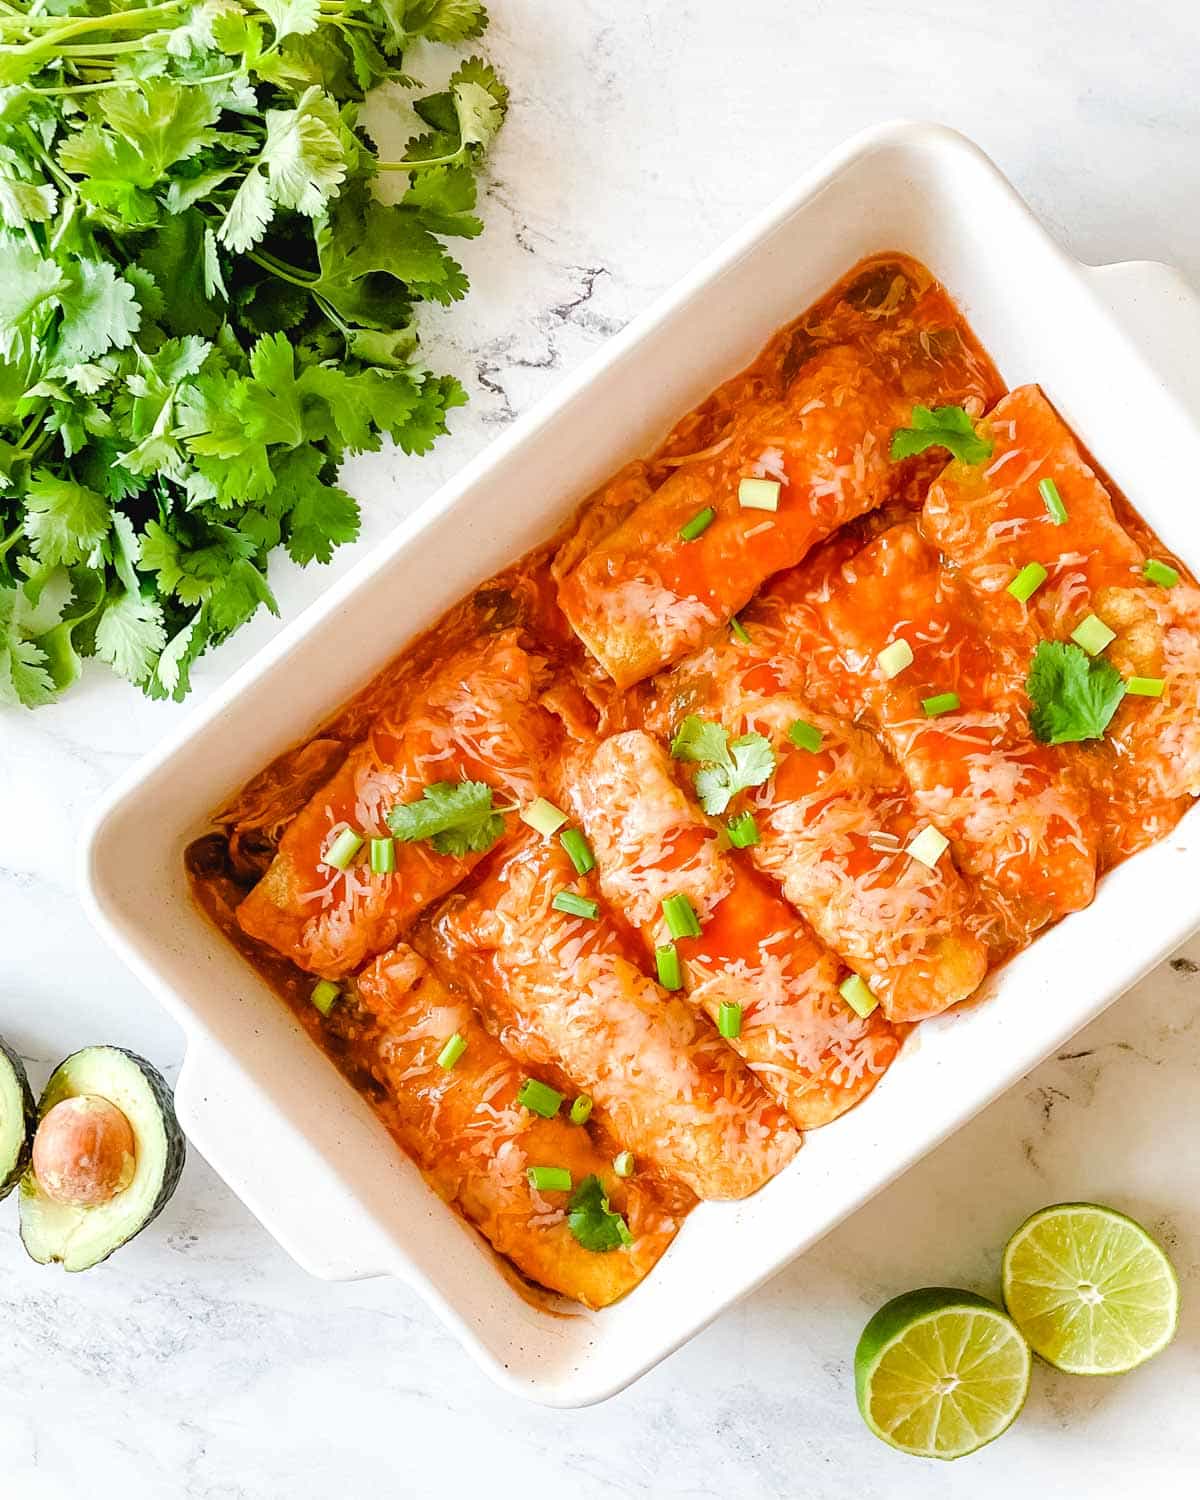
[20,1047,186,1272]
[0,1036,36,1201]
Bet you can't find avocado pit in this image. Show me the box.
[32,1094,136,1206]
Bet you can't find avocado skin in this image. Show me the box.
[113,1048,187,1243]
[20,1046,187,1269]
[0,1036,36,1201]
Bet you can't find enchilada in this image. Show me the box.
[922,384,1200,863]
[565,730,901,1127]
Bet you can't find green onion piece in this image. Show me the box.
[559,827,596,875]
[717,1001,743,1039]
[655,942,683,990]
[1007,562,1048,603]
[679,506,716,542]
[876,639,914,679]
[1126,676,1165,697]
[1039,477,1068,525]
[613,1151,635,1178]
[311,979,339,1016]
[569,1094,594,1125]
[726,811,760,848]
[552,889,599,920]
[526,1165,572,1192]
[437,1031,467,1070]
[921,691,961,717]
[905,824,950,869]
[839,973,879,1018]
[729,615,751,644]
[616,1215,634,1247]
[662,892,702,939]
[1143,558,1180,589]
[1071,612,1116,656]
[737,477,781,512]
[520,797,568,836]
[324,827,364,870]
[369,836,396,874]
[788,718,823,752]
[517,1078,563,1118]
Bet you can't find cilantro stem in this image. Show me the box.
[377,148,468,171]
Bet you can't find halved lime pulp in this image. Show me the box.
[1002,1202,1179,1375]
[854,1287,1031,1459]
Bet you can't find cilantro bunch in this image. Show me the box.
[0,0,507,706]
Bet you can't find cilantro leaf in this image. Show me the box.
[671,714,735,769]
[890,405,993,465]
[566,1174,632,1253]
[93,589,167,687]
[56,259,142,364]
[1027,640,1126,745]
[23,472,111,566]
[669,715,776,815]
[386,779,508,856]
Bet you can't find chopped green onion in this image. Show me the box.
[906,824,950,869]
[1007,562,1048,603]
[1039,477,1068,525]
[517,1078,563,1118]
[520,797,568,836]
[310,979,339,1016]
[324,827,364,870]
[655,942,683,990]
[729,615,752,644]
[369,836,395,874]
[613,1151,635,1178]
[679,506,716,542]
[876,639,914,679]
[559,827,596,876]
[726,811,760,848]
[569,1094,594,1125]
[717,1001,743,1039]
[662,892,702,939]
[616,1216,634,1247]
[922,691,961,717]
[1071,612,1116,656]
[526,1165,572,1192]
[437,1031,467,1070]
[839,973,879,1018]
[738,477,780,512]
[788,718,823,752]
[1126,676,1165,697]
[1143,558,1180,589]
[552,889,599,920]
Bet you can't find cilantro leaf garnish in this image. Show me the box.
[1027,641,1126,744]
[386,780,510,857]
[670,714,776,815]
[0,6,506,706]
[566,1174,633,1253]
[890,405,993,465]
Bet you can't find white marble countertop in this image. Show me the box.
[4,0,1200,1493]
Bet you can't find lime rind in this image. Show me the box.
[855,1288,1032,1460]
[1002,1202,1180,1376]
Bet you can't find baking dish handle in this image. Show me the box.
[1087,259,1200,422]
[174,1036,400,1281]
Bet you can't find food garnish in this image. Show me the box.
[889,405,993,465]
[669,714,775,815]
[386,779,510,856]
[566,1173,633,1252]
[1026,640,1125,745]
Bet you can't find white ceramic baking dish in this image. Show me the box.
[81,121,1200,1407]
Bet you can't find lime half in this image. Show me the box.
[1002,1202,1179,1375]
[854,1288,1031,1459]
